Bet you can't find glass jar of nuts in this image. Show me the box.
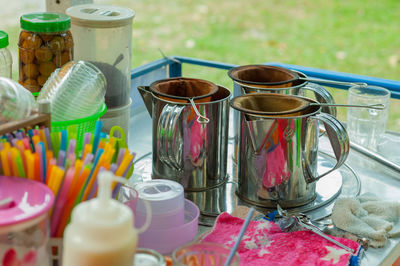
[18,12,73,93]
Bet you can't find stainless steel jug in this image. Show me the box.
[228,65,337,116]
[231,93,349,208]
[138,79,231,192]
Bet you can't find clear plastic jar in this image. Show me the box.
[66,4,134,108]
[0,31,12,78]
[18,12,74,93]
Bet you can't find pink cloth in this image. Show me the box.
[202,213,361,266]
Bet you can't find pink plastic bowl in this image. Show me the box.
[137,199,200,254]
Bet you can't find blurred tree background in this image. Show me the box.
[1,0,399,130]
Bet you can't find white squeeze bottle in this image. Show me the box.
[62,171,139,266]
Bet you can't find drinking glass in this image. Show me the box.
[172,242,240,266]
[347,85,390,151]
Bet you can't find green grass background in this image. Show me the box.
[3,0,400,130]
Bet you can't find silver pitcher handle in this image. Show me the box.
[157,104,175,169]
[157,104,185,171]
[166,105,185,171]
[304,112,349,183]
[301,82,337,117]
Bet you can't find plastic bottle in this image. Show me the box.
[62,171,138,266]
[0,31,12,78]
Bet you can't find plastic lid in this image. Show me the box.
[20,12,71,33]
[66,4,135,28]
[69,171,134,238]
[0,31,9,48]
[135,180,184,214]
[0,176,54,227]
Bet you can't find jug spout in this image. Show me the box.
[138,86,153,117]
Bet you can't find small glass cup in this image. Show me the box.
[134,248,166,266]
[172,242,240,266]
[347,85,390,151]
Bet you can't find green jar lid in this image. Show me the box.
[20,12,71,33]
[0,31,9,49]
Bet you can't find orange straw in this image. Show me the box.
[10,148,19,177]
[39,129,48,151]
[25,151,34,180]
[33,153,40,182]
[82,144,92,161]
[0,149,11,176]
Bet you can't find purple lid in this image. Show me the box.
[0,176,54,226]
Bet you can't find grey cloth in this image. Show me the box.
[332,193,400,248]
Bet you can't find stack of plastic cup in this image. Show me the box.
[37,60,106,122]
[0,77,37,123]
[134,180,200,254]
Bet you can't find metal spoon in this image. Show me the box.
[112,54,124,67]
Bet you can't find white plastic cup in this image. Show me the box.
[347,85,390,151]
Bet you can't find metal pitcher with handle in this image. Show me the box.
[231,93,349,208]
[138,78,231,192]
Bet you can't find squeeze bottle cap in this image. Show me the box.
[69,171,134,240]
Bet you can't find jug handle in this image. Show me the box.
[301,82,337,117]
[304,112,349,184]
[137,86,154,117]
[166,105,185,171]
[157,104,185,171]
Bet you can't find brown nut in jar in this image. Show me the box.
[23,78,39,93]
[64,31,74,49]
[39,61,56,77]
[21,34,42,49]
[53,51,72,66]
[35,47,53,62]
[37,75,48,87]
[39,33,53,42]
[22,63,39,79]
[49,36,65,52]
[19,48,35,64]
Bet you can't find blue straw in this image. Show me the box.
[82,148,104,193]
[91,121,103,155]
[39,142,47,182]
[60,130,68,152]
[224,208,255,266]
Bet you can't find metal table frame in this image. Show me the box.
[128,56,400,265]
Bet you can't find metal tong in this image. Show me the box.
[277,205,355,254]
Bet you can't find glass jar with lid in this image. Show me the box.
[18,12,74,93]
[0,31,12,78]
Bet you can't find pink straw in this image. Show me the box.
[50,167,75,236]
